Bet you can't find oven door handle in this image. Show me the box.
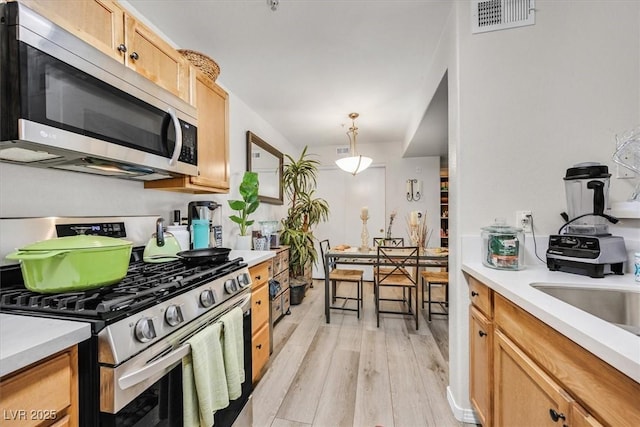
[118,344,190,390]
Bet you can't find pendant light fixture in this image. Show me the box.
[335,112,372,175]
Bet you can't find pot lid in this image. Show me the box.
[20,235,133,251]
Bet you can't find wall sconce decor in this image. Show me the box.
[406,179,421,201]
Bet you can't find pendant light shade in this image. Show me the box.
[335,155,373,175]
[335,112,372,175]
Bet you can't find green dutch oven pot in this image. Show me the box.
[6,235,133,293]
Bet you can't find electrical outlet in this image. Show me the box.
[516,210,532,232]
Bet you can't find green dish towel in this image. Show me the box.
[183,322,229,427]
[220,306,245,399]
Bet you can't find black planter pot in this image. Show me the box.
[289,277,308,305]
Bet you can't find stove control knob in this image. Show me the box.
[200,289,216,307]
[134,318,156,343]
[165,305,184,327]
[237,273,251,288]
[224,278,239,294]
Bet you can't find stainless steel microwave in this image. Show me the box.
[0,3,198,180]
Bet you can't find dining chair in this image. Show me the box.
[420,270,449,321]
[373,237,404,247]
[319,239,364,318]
[375,245,420,329]
[373,237,406,277]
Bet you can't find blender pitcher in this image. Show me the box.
[563,162,611,235]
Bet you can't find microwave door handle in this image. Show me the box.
[167,108,182,166]
[118,344,190,390]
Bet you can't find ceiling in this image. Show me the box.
[126,0,451,158]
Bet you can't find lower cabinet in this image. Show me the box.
[270,246,290,326]
[469,306,492,427]
[0,346,78,427]
[494,329,573,426]
[249,260,271,384]
[467,275,638,427]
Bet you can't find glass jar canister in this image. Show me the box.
[481,218,525,270]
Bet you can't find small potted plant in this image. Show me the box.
[228,171,260,249]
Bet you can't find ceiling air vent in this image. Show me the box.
[472,0,535,34]
[336,147,350,155]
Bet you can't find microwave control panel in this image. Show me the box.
[178,122,197,166]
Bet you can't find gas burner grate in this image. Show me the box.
[0,258,246,321]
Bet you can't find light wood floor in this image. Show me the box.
[235,279,469,427]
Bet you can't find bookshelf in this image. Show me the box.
[440,169,448,248]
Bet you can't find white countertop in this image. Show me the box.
[231,249,275,267]
[0,314,91,377]
[461,262,640,383]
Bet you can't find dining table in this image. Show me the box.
[323,246,449,323]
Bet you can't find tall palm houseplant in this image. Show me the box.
[280,147,329,280]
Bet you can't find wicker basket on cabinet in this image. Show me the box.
[178,49,220,82]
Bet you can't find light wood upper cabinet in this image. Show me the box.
[18,0,189,102]
[145,68,230,193]
[17,0,125,63]
[123,14,189,101]
[191,70,230,190]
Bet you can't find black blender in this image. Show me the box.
[546,163,627,278]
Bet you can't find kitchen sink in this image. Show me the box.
[530,284,640,336]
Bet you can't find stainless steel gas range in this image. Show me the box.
[0,217,253,426]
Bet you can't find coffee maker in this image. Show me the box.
[187,201,221,249]
[547,163,627,278]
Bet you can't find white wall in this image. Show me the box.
[306,143,442,249]
[0,87,296,250]
[458,0,640,236]
[438,0,640,423]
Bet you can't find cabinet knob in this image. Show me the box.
[130,52,139,60]
[549,409,566,422]
[256,344,262,350]
[255,275,261,280]
[256,300,261,305]
[478,330,487,337]
[471,291,479,297]
[117,43,127,53]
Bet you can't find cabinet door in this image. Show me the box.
[19,0,125,63]
[494,330,572,427]
[252,323,270,384]
[191,72,230,190]
[469,305,492,427]
[251,283,269,335]
[570,402,603,427]
[123,14,189,101]
[0,347,77,427]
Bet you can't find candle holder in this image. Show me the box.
[360,214,370,252]
[409,224,419,246]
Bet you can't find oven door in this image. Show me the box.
[98,293,253,427]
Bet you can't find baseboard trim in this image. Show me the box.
[447,386,480,424]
